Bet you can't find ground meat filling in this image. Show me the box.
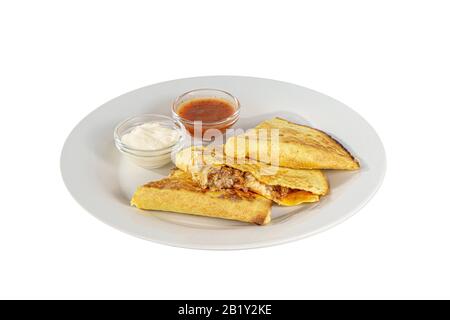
[204,166,294,200]
[205,166,248,191]
[270,185,291,199]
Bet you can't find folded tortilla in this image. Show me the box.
[131,169,272,225]
[225,117,360,170]
[176,146,328,206]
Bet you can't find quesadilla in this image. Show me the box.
[225,117,360,170]
[131,169,272,225]
[175,146,328,206]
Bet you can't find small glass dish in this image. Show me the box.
[172,88,240,140]
[114,114,186,169]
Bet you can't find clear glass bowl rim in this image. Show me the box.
[172,88,241,126]
[114,113,186,154]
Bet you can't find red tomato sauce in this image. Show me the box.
[177,98,236,122]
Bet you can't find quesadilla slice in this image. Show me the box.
[131,169,272,225]
[176,146,328,206]
[225,117,360,170]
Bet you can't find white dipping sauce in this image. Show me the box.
[121,122,179,150]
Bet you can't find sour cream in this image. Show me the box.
[121,122,180,150]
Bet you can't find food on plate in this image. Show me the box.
[225,117,360,170]
[120,121,180,150]
[131,169,272,225]
[172,89,240,137]
[176,146,328,206]
[126,101,359,224]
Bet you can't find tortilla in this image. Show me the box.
[225,117,360,170]
[131,169,272,225]
[175,146,328,206]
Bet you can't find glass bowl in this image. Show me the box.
[172,88,240,140]
[114,114,186,169]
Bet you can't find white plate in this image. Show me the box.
[61,76,386,250]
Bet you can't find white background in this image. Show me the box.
[1,0,449,299]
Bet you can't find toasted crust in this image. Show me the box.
[131,169,272,225]
[225,117,360,170]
